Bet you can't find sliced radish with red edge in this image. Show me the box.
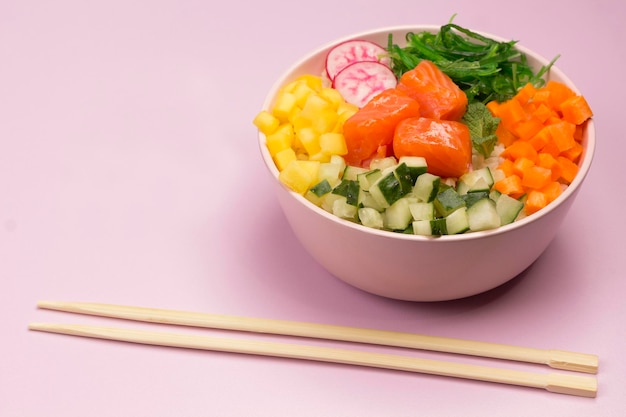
[325,39,390,81]
[332,61,398,108]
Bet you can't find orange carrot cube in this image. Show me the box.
[560,95,593,125]
[557,156,579,184]
[521,165,552,189]
[525,190,548,214]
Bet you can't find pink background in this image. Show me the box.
[2,1,624,416]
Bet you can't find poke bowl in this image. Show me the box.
[254,24,595,302]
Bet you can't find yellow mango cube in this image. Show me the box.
[297,126,321,156]
[272,92,297,122]
[253,110,280,135]
[278,160,319,195]
[312,109,338,134]
[337,102,359,117]
[292,82,316,108]
[319,132,348,156]
[299,94,332,121]
[273,147,297,171]
[308,151,331,163]
[298,160,321,180]
[295,74,323,91]
[319,87,344,110]
[265,124,294,156]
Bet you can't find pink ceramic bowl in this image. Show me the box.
[258,26,595,302]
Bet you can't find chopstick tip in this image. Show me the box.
[37,300,63,310]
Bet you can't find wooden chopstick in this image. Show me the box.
[28,322,598,398]
[35,301,598,374]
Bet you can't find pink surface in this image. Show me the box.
[1,1,624,416]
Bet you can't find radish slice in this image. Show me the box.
[325,39,390,81]
[332,61,398,108]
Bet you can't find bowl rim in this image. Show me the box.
[258,25,596,242]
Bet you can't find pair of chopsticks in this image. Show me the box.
[29,301,598,398]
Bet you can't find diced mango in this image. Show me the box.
[312,109,338,133]
[254,74,359,198]
[298,127,321,156]
[273,147,297,171]
[265,124,294,156]
[319,87,344,110]
[319,132,348,156]
[279,160,315,195]
[300,94,332,120]
[293,82,316,108]
[296,74,323,91]
[272,92,297,122]
[253,110,280,135]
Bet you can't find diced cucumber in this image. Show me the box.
[310,179,333,197]
[489,188,502,202]
[320,192,344,213]
[342,165,368,181]
[412,220,432,236]
[317,162,343,184]
[332,196,358,220]
[430,218,447,235]
[496,193,525,225]
[462,190,490,208]
[467,198,501,231]
[445,207,470,235]
[358,207,384,229]
[398,156,428,183]
[369,156,397,171]
[369,171,405,208]
[383,198,413,231]
[394,163,416,195]
[357,169,382,191]
[434,188,466,217]
[304,190,322,206]
[413,173,441,202]
[358,189,386,212]
[331,179,360,206]
[459,167,495,190]
[409,201,435,221]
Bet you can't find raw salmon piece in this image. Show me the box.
[397,60,468,121]
[393,116,472,178]
[343,88,421,166]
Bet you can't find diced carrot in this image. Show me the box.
[525,190,548,214]
[574,124,585,142]
[544,80,576,109]
[515,83,537,105]
[539,137,561,158]
[541,181,563,203]
[531,103,555,124]
[528,126,551,151]
[560,141,584,163]
[486,100,500,117]
[501,140,538,162]
[497,98,527,131]
[513,157,535,177]
[490,80,591,217]
[494,174,524,197]
[532,89,551,105]
[497,159,515,177]
[546,121,576,152]
[514,117,544,141]
[495,123,517,147]
[521,165,552,189]
[560,95,593,125]
[537,153,562,181]
[557,156,579,184]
